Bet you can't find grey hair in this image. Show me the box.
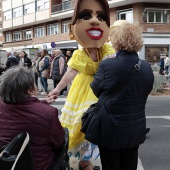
[52,49,62,54]
[0,66,35,103]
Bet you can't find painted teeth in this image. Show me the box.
[88,30,101,36]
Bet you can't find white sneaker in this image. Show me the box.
[41,92,48,95]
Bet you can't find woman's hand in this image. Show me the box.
[46,95,58,104]
[48,87,60,98]
[48,67,78,98]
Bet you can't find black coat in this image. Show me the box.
[87,52,154,149]
[23,56,32,68]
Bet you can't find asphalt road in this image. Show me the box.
[38,79,170,169]
[139,96,170,170]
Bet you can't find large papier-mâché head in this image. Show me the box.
[69,0,110,49]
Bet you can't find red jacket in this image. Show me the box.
[0,97,65,170]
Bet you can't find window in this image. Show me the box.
[62,21,70,33]
[13,31,21,41]
[143,9,169,23]
[35,26,44,37]
[145,47,169,63]
[47,23,59,35]
[13,7,22,18]
[23,30,32,39]
[6,33,11,42]
[36,0,49,11]
[117,9,133,23]
[24,3,35,15]
[62,1,71,10]
[4,10,12,20]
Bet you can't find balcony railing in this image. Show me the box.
[52,0,77,14]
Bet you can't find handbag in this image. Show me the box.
[0,132,34,170]
[81,58,142,134]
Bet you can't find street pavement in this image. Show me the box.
[37,79,170,170]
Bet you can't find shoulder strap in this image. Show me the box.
[96,59,142,111]
[0,132,30,170]
[11,133,29,170]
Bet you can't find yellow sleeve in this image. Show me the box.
[67,50,88,72]
[100,43,116,59]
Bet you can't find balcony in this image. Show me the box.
[52,0,77,14]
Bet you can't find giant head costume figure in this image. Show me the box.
[69,0,110,49]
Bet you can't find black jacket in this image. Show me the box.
[23,56,32,68]
[86,52,154,149]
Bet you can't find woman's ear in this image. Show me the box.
[27,89,33,96]
[69,24,75,40]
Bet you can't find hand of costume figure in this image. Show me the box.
[46,95,57,104]
[48,88,60,98]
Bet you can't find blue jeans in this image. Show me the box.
[34,73,39,88]
[40,72,48,92]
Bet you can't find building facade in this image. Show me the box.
[1,0,170,63]
[0,0,3,48]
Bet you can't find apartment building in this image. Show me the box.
[0,0,3,48]
[2,0,78,54]
[1,0,170,63]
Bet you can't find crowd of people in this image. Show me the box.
[0,49,72,96]
[0,0,155,170]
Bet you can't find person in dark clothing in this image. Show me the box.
[88,21,154,170]
[0,66,65,170]
[20,51,32,68]
[5,51,19,70]
[159,56,165,75]
[13,51,20,62]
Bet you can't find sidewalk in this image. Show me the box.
[152,71,170,95]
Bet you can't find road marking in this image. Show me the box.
[51,105,63,109]
[38,97,66,101]
[146,116,170,120]
[161,125,170,128]
[138,158,144,170]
